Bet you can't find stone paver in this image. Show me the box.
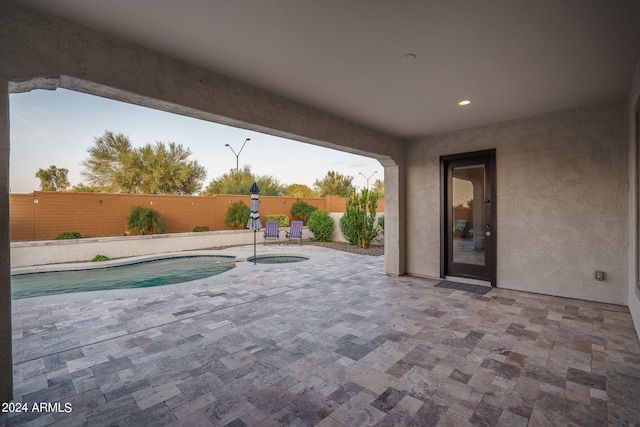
[2,245,640,426]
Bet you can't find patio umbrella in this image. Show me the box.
[247,182,261,265]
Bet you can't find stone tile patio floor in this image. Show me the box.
[3,245,640,426]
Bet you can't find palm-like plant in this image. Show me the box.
[125,206,166,235]
[224,201,251,229]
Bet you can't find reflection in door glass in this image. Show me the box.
[452,164,485,266]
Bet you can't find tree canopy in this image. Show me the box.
[371,179,384,198]
[313,170,355,197]
[81,131,206,194]
[201,165,284,196]
[70,183,101,192]
[283,184,317,198]
[35,165,70,191]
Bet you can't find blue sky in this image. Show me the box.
[9,88,381,194]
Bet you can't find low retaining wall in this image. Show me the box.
[11,228,313,268]
[11,213,383,267]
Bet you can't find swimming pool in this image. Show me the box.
[11,255,235,300]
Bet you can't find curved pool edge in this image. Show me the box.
[11,245,337,308]
[245,254,310,264]
[11,260,245,308]
[11,250,237,275]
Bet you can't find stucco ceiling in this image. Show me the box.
[13,0,640,138]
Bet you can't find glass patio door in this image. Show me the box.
[442,150,496,284]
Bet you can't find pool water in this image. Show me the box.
[11,256,235,300]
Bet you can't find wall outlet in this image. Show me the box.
[594,270,605,281]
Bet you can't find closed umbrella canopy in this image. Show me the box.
[247,182,261,231]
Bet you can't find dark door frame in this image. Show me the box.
[440,149,497,285]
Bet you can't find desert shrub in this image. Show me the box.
[125,206,166,235]
[192,225,210,232]
[91,255,109,262]
[291,200,317,224]
[374,215,385,244]
[266,214,289,227]
[339,188,380,248]
[308,210,334,242]
[224,201,250,229]
[55,231,82,240]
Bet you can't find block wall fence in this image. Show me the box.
[9,192,384,241]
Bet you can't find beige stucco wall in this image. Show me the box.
[406,102,629,305]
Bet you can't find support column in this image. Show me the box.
[0,81,13,403]
[382,160,406,276]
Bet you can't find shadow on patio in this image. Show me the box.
[4,245,640,426]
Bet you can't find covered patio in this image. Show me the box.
[2,2,640,424]
[3,245,639,426]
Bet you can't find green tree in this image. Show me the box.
[35,165,70,191]
[371,179,384,199]
[81,131,131,192]
[283,184,317,198]
[128,142,206,194]
[339,188,380,248]
[313,171,355,197]
[81,131,206,194]
[201,165,283,196]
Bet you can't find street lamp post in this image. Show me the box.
[359,171,378,189]
[225,138,251,171]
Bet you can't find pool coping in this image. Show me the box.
[11,250,237,275]
[247,254,310,263]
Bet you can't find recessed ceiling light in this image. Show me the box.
[458,100,471,106]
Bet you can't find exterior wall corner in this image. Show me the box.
[0,78,14,403]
